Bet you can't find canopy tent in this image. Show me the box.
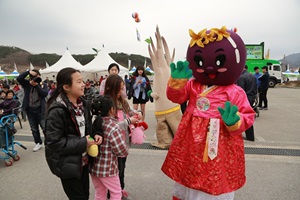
[283,70,300,81]
[0,69,7,80]
[145,66,154,75]
[6,70,20,80]
[129,66,136,75]
[0,70,7,76]
[80,48,128,81]
[40,50,83,80]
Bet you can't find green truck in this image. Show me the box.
[245,42,286,88]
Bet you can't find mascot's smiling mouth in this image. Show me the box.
[208,74,217,79]
[196,67,227,79]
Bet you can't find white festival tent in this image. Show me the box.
[81,48,129,81]
[6,70,19,78]
[145,66,155,75]
[0,67,7,79]
[40,50,83,80]
[129,66,136,75]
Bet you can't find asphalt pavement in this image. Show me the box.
[0,87,299,200]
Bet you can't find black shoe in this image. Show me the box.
[243,136,255,142]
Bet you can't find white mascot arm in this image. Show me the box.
[148,26,177,111]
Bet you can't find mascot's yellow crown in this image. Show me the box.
[189,26,231,48]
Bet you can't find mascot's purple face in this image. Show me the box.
[186,26,246,85]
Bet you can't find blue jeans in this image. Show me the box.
[27,107,45,144]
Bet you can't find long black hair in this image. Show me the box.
[46,67,80,110]
[104,74,130,117]
[132,66,146,77]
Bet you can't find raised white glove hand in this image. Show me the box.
[150,92,159,99]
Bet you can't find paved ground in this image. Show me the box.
[0,87,299,200]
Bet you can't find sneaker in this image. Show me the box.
[258,107,263,110]
[263,107,268,110]
[33,143,42,152]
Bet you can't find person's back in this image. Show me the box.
[90,115,128,176]
[237,69,257,141]
[89,95,128,200]
[258,66,270,110]
[237,70,257,104]
[259,71,270,90]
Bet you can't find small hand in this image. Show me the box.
[94,135,103,145]
[170,61,193,79]
[86,135,95,148]
[30,70,38,77]
[132,110,143,120]
[130,116,139,124]
[30,80,38,87]
[218,101,240,126]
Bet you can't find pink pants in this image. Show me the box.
[91,175,122,200]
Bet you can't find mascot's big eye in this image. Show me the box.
[194,55,204,67]
[215,54,226,67]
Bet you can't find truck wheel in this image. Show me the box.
[269,79,276,88]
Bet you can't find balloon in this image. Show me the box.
[132,12,141,23]
[231,27,237,32]
[132,12,139,19]
[135,17,141,23]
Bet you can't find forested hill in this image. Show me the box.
[0,45,151,73]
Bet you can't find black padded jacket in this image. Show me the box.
[45,96,93,179]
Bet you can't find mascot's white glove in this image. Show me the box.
[150,92,159,99]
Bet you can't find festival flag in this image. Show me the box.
[136,28,141,42]
[265,49,270,59]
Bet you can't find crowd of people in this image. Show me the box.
[0,63,151,200]
[43,64,152,200]
[237,65,270,142]
[0,62,270,199]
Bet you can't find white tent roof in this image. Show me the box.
[7,70,19,77]
[80,48,128,80]
[146,66,154,74]
[40,50,83,79]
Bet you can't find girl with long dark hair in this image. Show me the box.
[130,66,151,121]
[104,74,142,199]
[45,67,102,200]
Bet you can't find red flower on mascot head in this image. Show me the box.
[186,26,246,86]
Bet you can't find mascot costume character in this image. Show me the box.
[147,26,182,149]
[161,26,255,200]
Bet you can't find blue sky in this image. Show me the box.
[0,0,299,61]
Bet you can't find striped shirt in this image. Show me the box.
[89,116,128,177]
